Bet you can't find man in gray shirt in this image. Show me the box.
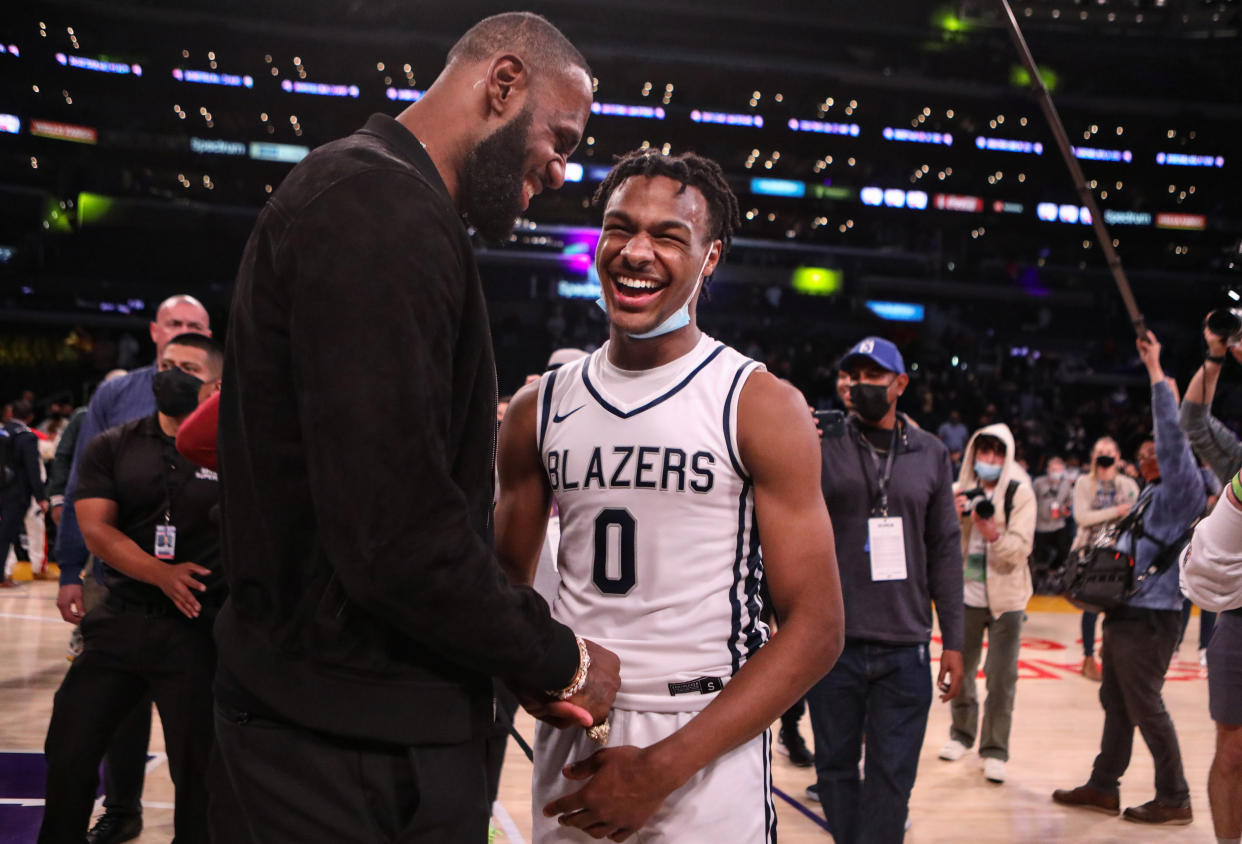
[806,337,964,843]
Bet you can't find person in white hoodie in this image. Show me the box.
[939,423,1035,784]
[1182,468,1242,844]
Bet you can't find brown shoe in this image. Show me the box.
[1122,799,1192,825]
[1081,657,1102,682]
[1052,784,1120,815]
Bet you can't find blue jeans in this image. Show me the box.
[806,639,932,844]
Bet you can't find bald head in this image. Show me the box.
[151,294,210,359]
[446,12,590,82]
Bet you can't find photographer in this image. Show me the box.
[1054,330,1204,825]
[939,425,1035,784]
[1182,464,1242,844]
[1181,312,1242,486]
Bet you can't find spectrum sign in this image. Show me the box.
[1102,210,1152,226]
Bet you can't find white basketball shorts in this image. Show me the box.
[531,709,775,843]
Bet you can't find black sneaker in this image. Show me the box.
[777,726,814,767]
[86,812,143,844]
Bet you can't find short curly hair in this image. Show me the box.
[592,149,741,259]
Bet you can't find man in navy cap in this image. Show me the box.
[805,337,966,843]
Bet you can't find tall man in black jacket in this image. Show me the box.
[807,337,965,843]
[214,12,619,842]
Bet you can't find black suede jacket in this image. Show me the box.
[216,114,578,744]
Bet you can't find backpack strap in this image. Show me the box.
[1003,479,1019,525]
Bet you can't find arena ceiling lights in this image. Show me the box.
[172,68,254,88]
[787,119,859,137]
[690,109,761,127]
[1157,152,1225,168]
[882,127,953,146]
[56,53,141,76]
[280,79,359,98]
[593,102,665,120]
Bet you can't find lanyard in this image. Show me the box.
[159,441,189,528]
[854,422,899,517]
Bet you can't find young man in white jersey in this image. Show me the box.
[496,149,844,842]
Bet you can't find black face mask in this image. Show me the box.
[849,382,893,423]
[1095,455,1116,469]
[152,367,202,418]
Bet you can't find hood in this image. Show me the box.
[955,422,1030,494]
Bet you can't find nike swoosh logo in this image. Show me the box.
[552,405,586,423]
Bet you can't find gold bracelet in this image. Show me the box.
[548,636,590,700]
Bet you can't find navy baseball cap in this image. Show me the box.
[840,337,905,375]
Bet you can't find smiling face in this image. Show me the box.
[462,66,591,242]
[595,174,720,339]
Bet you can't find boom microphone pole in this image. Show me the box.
[996,0,1148,338]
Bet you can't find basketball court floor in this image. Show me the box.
[0,582,1219,843]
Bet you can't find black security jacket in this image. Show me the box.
[216,114,578,744]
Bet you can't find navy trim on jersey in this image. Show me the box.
[742,503,766,659]
[722,362,752,481]
[727,481,751,676]
[581,343,727,419]
[537,368,558,454]
[763,729,776,843]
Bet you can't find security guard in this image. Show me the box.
[39,333,223,844]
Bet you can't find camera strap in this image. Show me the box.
[854,421,899,517]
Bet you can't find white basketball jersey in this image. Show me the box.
[536,333,769,713]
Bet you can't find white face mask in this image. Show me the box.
[596,247,714,340]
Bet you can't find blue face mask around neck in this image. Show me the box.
[595,248,713,340]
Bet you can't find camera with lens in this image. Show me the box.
[958,487,995,519]
[1206,308,1242,346]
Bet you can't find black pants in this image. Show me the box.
[780,696,806,733]
[211,704,491,843]
[80,567,153,819]
[39,600,216,844]
[1088,608,1190,806]
[0,497,28,567]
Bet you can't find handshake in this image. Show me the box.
[517,637,621,739]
